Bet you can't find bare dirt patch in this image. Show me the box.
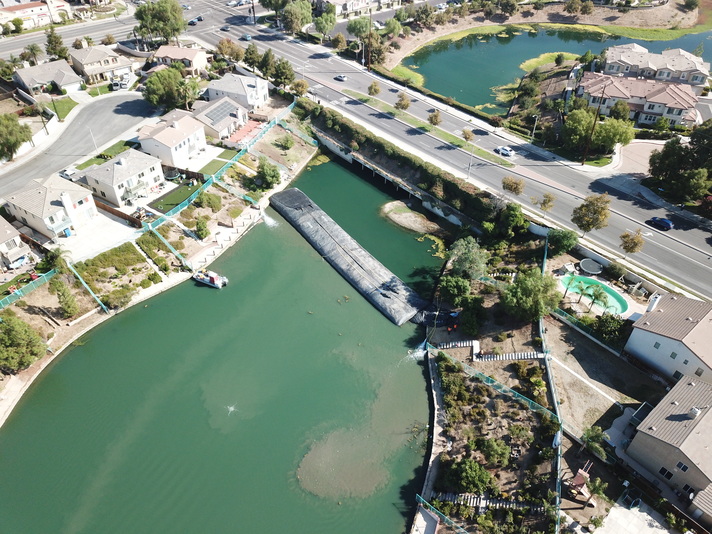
[249,123,316,173]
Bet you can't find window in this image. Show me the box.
[681,72,687,79]
[78,199,84,206]
[696,368,704,377]
[150,166,155,172]
[670,352,677,359]
[673,370,684,380]
[683,359,689,365]
[683,484,694,494]
[647,104,656,110]
[118,184,124,189]
[659,467,673,480]
[101,191,106,197]
[625,66,630,72]
[654,342,661,349]
[6,239,17,250]
[643,115,656,122]
[677,461,689,472]
[92,187,96,193]
[49,215,55,224]
[138,172,145,178]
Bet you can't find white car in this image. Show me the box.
[226,1,237,5]
[495,146,513,157]
[335,74,348,82]
[59,167,77,181]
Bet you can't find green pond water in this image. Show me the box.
[0,160,444,533]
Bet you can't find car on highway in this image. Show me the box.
[188,18,198,25]
[182,4,190,9]
[646,217,674,231]
[335,74,348,81]
[220,25,230,31]
[59,167,77,181]
[197,15,204,20]
[241,33,251,40]
[494,146,513,157]
[226,0,237,5]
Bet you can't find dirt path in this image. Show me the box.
[384,0,698,70]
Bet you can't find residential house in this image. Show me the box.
[4,175,98,239]
[81,149,164,207]
[153,45,208,77]
[0,216,32,271]
[626,377,712,528]
[604,44,710,95]
[315,0,370,16]
[174,97,247,139]
[624,294,712,380]
[13,60,84,95]
[576,71,700,128]
[69,45,133,85]
[138,113,206,169]
[205,73,268,112]
[0,0,71,32]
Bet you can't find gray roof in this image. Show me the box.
[7,175,90,219]
[13,60,82,89]
[632,294,712,363]
[692,484,712,516]
[191,96,246,131]
[206,73,266,98]
[606,44,710,77]
[82,149,162,187]
[0,215,20,245]
[636,377,712,478]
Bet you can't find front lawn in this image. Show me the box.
[76,140,139,169]
[51,97,79,120]
[88,84,112,97]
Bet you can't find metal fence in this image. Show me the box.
[415,494,469,534]
[553,308,595,337]
[0,269,56,310]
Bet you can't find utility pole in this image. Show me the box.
[581,82,608,166]
[531,114,539,142]
[367,7,372,72]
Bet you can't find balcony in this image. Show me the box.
[46,216,72,235]
[121,180,148,200]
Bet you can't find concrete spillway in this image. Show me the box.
[270,188,428,326]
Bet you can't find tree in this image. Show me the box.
[547,228,578,257]
[678,168,712,202]
[532,192,556,218]
[500,0,519,15]
[439,275,471,306]
[563,109,594,152]
[384,18,402,39]
[462,128,474,145]
[256,156,281,189]
[555,52,565,66]
[580,0,594,14]
[368,81,380,96]
[0,311,45,373]
[291,79,308,97]
[195,218,210,240]
[216,38,244,62]
[314,12,335,41]
[592,117,634,153]
[502,176,525,197]
[10,18,23,33]
[479,437,511,467]
[649,137,690,186]
[502,268,560,322]
[102,34,116,45]
[45,26,68,60]
[403,26,412,38]
[56,280,79,318]
[586,477,608,507]
[684,0,699,9]
[414,3,435,26]
[593,313,625,344]
[346,16,370,40]
[564,0,582,13]
[23,43,43,65]
[272,57,295,87]
[454,458,496,493]
[428,109,442,127]
[143,68,183,110]
[608,100,630,120]
[497,203,528,238]
[244,43,261,71]
[259,48,276,78]
[331,32,346,51]
[619,228,644,258]
[571,194,610,237]
[282,0,312,34]
[587,285,608,312]
[0,113,32,161]
[178,77,200,110]
[135,0,187,43]
[259,0,290,25]
[395,92,411,111]
[448,236,489,280]
[72,38,84,50]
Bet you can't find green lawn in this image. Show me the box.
[76,140,139,169]
[88,84,112,97]
[51,97,79,120]
[199,159,228,176]
[149,182,202,213]
[218,148,239,160]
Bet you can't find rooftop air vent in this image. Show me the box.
[689,407,702,419]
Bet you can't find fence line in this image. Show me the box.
[415,494,469,534]
[66,263,109,314]
[0,270,56,310]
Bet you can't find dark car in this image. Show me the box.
[220,25,230,31]
[188,18,197,25]
[197,15,204,20]
[647,217,674,231]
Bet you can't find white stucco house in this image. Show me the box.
[0,0,71,32]
[4,175,98,239]
[205,73,268,112]
[604,44,710,95]
[13,60,84,95]
[153,45,208,77]
[162,97,247,140]
[69,45,133,85]
[80,149,164,208]
[137,113,206,169]
[624,294,712,381]
[0,216,32,271]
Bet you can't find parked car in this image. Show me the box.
[373,20,384,29]
[196,15,204,20]
[647,217,674,231]
[335,74,348,81]
[188,19,198,25]
[182,4,191,9]
[494,146,513,157]
[220,25,230,31]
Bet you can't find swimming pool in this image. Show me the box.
[560,274,629,315]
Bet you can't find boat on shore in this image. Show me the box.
[193,269,228,289]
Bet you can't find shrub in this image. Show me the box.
[102,286,134,309]
[194,191,222,212]
[147,271,162,284]
[139,278,152,289]
[195,218,210,240]
[604,260,626,280]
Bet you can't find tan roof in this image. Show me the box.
[580,71,699,111]
[82,149,161,187]
[154,45,205,63]
[693,484,712,516]
[70,45,119,65]
[636,377,712,478]
[632,294,712,362]
[13,60,82,90]
[138,114,203,149]
[606,44,710,78]
[0,216,20,245]
[7,175,90,219]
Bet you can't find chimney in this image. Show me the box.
[647,294,662,312]
[117,158,126,166]
[689,407,702,419]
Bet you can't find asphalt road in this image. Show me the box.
[1,7,711,297]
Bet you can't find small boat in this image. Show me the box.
[193,269,228,289]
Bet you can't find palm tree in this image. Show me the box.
[575,280,587,303]
[8,54,23,70]
[178,77,201,110]
[23,43,43,66]
[586,477,608,507]
[588,285,608,312]
[563,275,577,300]
[580,425,608,458]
